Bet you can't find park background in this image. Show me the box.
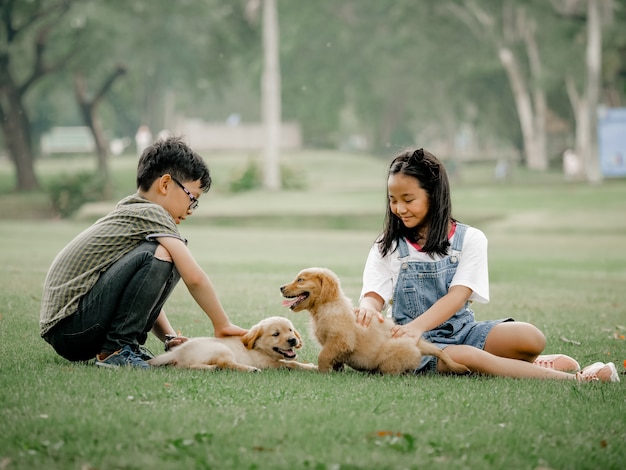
[1,1,626,469]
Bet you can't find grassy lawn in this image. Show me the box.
[0,152,625,469]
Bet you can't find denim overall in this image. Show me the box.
[392,223,510,373]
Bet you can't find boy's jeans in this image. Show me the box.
[44,241,180,361]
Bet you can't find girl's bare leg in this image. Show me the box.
[439,344,576,380]
[483,322,546,361]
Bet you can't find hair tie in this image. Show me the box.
[409,148,424,164]
[408,148,440,179]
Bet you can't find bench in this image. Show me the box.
[41,127,95,155]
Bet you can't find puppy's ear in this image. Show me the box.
[293,328,304,349]
[241,325,263,350]
[318,271,340,302]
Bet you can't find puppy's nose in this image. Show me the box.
[280,285,285,293]
[288,337,297,346]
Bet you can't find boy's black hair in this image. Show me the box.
[377,148,453,258]
[136,136,211,192]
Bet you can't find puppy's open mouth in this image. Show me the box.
[281,293,308,310]
[274,347,297,359]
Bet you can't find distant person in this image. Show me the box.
[355,148,619,382]
[157,129,171,141]
[494,158,510,182]
[40,137,247,368]
[110,137,130,156]
[563,149,580,181]
[135,125,152,158]
[226,113,241,126]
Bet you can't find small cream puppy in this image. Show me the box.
[148,316,317,372]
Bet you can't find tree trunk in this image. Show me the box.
[523,17,548,171]
[584,0,603,184]
[449,2,548,171]
[261,0,281,190]
[74,74,109,178]
[0,1,74,192]
[73,66,127,181]
[498,47,544,169]
[565,76,587,180]
[0,85,40,191]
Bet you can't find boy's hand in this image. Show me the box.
[164,335,189,351]
[214,323,248,338]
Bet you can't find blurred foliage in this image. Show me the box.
[279,162,307,190]
[2,0,626,183]
[229,159,262,193]
[229,159,307,193]
[47,171,108,218]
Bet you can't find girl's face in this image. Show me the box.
[387,173,429,229]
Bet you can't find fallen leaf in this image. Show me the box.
[560,336,581,346]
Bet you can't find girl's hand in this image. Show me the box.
[390,323,424,340]
[214,323,248,338]
[354,307,385,327]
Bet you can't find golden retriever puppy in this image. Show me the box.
[148,316,317,372]
[280,267,469,375]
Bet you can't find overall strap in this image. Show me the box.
[398,223,468,256]
[397,237,410,258]
[450,223,468,251]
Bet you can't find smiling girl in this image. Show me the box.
[355,148,618,383]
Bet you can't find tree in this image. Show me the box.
[447,0,551,170]
[1,0,258,192]
[73,65,126,179]
[584,0,603,183]
[0,0,78,190]
[261,0,281,190]
[561,0,605,183]
[277,1,513,154]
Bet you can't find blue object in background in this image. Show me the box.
[598,108,626,177]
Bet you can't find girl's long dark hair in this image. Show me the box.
[377,148,453,258]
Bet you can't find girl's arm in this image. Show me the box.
[395,228,488,338]
[156,236,247,337]
[355,292,386,326]
[390,285,472,339]
[356,245,393,326]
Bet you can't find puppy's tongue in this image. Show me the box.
[282,295,305,307]
[281,348,296,358]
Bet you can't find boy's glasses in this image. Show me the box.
[171,177,199,210]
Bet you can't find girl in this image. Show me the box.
[355,148,618,383]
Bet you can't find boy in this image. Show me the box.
[40,137,246,368]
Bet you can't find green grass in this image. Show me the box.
[1,152,625,469]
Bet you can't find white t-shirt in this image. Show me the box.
[360,226,490,312]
